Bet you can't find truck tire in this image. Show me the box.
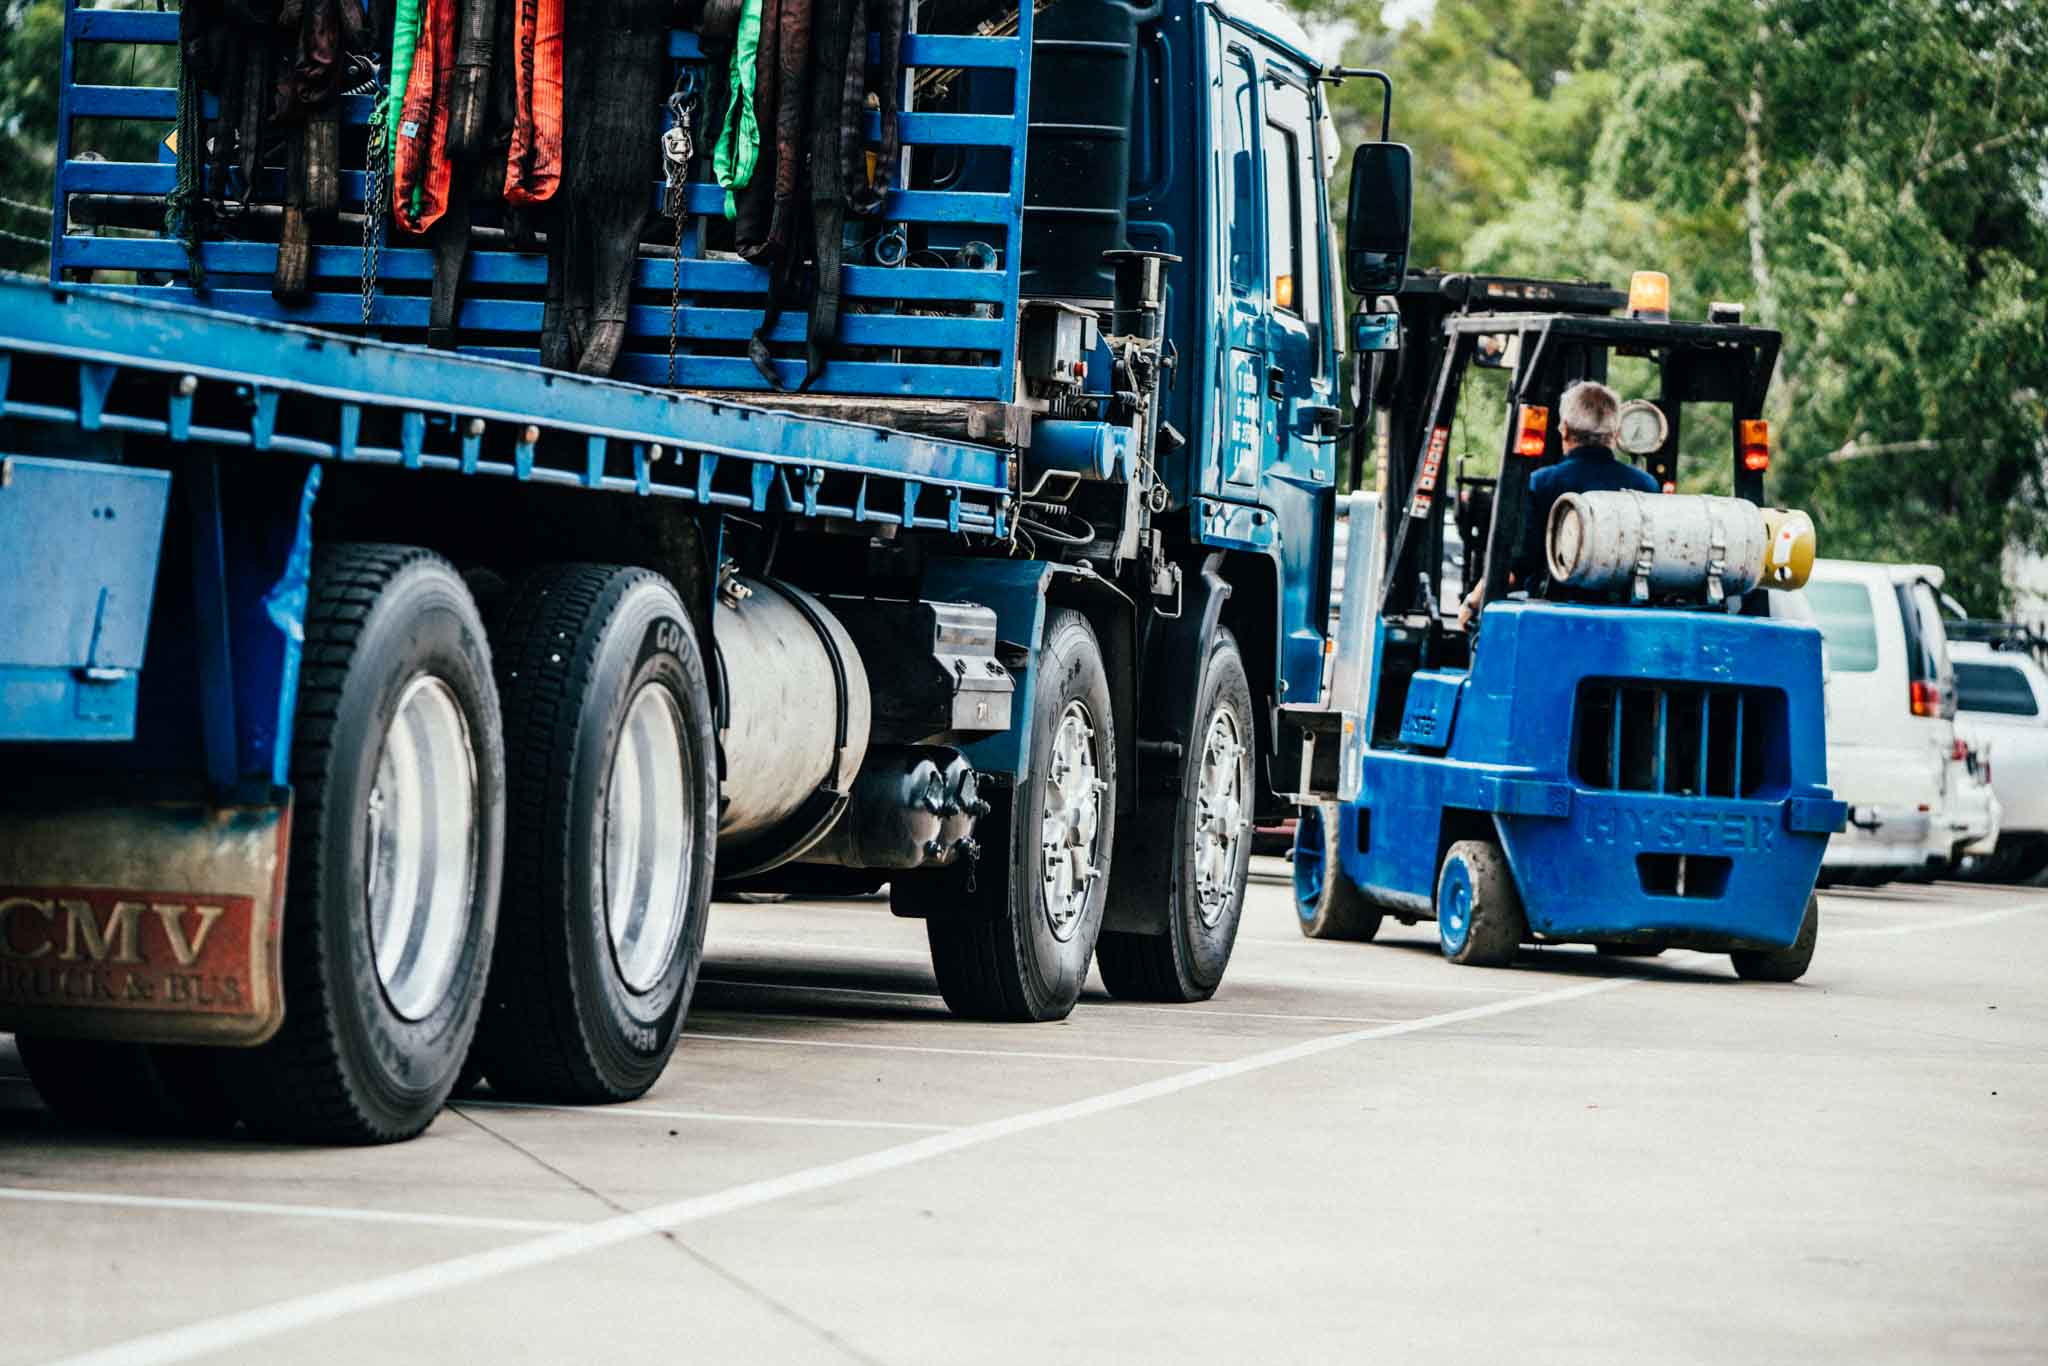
[474,565,716,1102]
[1098,626,1255,1001]
[915,609,1115,1021]
[15,1036,238,1135]
[224,544,505,1143]
[1435,839,1524,968]
[1731,893,1818,982]
[1291,802,1383,941]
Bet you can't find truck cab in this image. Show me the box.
[1287,272,1846,980]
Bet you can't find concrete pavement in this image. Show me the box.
[3,869,2042,1365]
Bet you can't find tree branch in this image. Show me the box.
[1918,124,2037,184]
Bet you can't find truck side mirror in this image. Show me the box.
[1345,142,1413,296]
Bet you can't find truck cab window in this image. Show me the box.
[1262,118,1300,315]
[1223,51,1260,297]
[1263,78,1323,367]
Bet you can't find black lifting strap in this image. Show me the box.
[799,0,857,389]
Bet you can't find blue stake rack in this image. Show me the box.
[52,2,1033,400]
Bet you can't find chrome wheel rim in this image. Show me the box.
[366,675,479,1022]
[1193,705,1249,928]
[1040,699,1105,942]
[604,683,692,994]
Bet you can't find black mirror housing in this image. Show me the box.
[1345,142,1413,296]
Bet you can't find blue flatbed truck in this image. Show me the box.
[1284,273,1847,979]
[0,0,1415,1140]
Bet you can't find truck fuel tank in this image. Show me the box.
[715,575,873,848]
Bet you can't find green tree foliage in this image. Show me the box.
[0,0,175,275]
[1320,0,2048,609]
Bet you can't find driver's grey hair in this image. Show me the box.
[1559,380,1622,444]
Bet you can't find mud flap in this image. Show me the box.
[0,801,290,1046]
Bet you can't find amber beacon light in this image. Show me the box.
[1628,270,1671,322]
[1514,404,1550,458]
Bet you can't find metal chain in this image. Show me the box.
[662,76,701,387]
[362,91,390,328]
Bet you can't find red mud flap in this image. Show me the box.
[0,802,290,1046]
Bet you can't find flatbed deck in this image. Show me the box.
[0,281,1010,538]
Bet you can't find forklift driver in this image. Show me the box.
[1456,380,1660,627]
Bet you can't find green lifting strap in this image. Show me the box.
[385,0,424,168]
[711,0,764,219]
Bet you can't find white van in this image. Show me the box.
[1951,638,2048,882]
[1803,560,1985,884]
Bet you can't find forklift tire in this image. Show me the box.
[1731,894,1818,983]
[1291,803,1382,942]
[914,609,1115,1021]
[1098,626,1255,1001]
[16,1036,239,1136]
[474,565,716,1102]
[223,545,505,1143]
[1435,839,1525,968]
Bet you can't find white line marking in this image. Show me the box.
[0,1187,579,1235]
[456,1099,953,1133]
[1099,1001,1412,1026]
[701,977,1411,1027]
[50,974,1634,1366]
[1225,968,1536,995]
[683,1031,1219,1067]
[1829,899,2046,939]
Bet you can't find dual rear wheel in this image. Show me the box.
[21,549,714,1143]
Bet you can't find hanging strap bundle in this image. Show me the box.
[391,0,458,234]
[503,0,564,204]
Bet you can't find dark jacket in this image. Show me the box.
[1519,443,1662,588]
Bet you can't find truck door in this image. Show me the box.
[1256,67,1341,698]
[1257,72,1334,468]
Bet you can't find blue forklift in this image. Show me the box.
[1283,271,1845,979]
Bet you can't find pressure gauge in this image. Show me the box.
[1616,399,1669,456]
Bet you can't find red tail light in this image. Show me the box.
[1951,737,1969,762]
[1910,680,1943,717]
[1741,418,1771,472]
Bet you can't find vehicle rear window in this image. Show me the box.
[1899,581,1952,687]
[1805,581,1878,672]
[1955,661,2040,717]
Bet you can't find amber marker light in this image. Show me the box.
[1628,270,1671,322]
[1514,404,1550,458]
[1741,418,1771,472]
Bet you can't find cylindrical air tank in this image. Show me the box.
[715,576,872,842]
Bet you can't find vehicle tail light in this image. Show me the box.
[1910,680,1943,717]
[1951,737,1969,762]
[1514,404,1550,458]
[1741,419,1771,472]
